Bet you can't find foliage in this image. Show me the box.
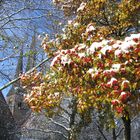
[21,33,140,116]
[21,0,140,131]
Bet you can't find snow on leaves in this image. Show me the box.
[21,32,140,117]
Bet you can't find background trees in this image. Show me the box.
[0,0,65,95]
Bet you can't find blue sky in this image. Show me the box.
[0,0,65,98]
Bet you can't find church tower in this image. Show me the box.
[26,31,36,71]
[6,32,37,125]
[6,47,29,125]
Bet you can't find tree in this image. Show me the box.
[21,33,140,140]
[20,1,140,140]
[0,0,65,89]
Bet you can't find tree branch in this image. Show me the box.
[94,121,108,140]
[19,127,68,139]
[116,127,124,137]
[0,57,52,91]
[48,117,70,132]
[0,53,17,62]
[58,114,70,123]
[0,14,49,29]
[0,7,26,22]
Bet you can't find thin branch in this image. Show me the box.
[0,5,52,22]
[18,128,68,139]
[131,115,140,123]
[0,71,11,81]
[116,127,124,137]
[0,57,52,91]
[0,53,17,62]
[48,118,70,132]
[0,7,26,22]
[94,121,108,140]
[0,14,48,29]
[58,114,70,123]
[59,106,71,116]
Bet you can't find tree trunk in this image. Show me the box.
[112,128,117,140]
[122,116,131,140]
[68,97,77,140]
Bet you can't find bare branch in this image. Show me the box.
[58,114,70,123]
[94,121,108,140]
[131,115,140,122]
[18,127,68,139]
[0,14,49,29]
[0,53,17,62]
[116,128,124,137]
[0,71,11,81]
[59,106,71,116]
[0,7,26,22]
[48,117,70,132]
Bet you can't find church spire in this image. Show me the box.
[14,47,23,87]
[6,29,37,125]
[26,30,37,72]
[7,47,23,97]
